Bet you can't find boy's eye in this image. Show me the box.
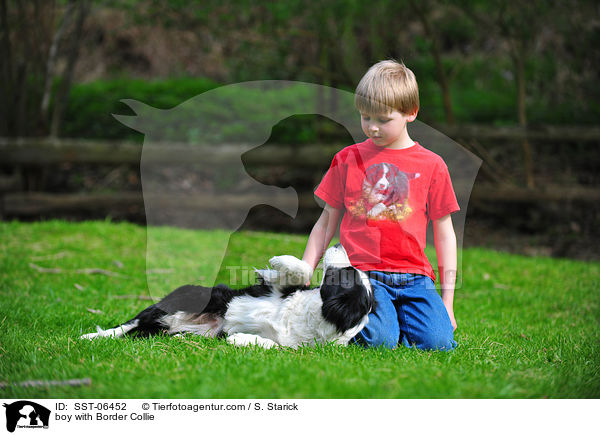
[362,115,390,123]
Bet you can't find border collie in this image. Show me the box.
[80,244,374,348]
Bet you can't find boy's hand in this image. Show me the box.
[445,304,457,331]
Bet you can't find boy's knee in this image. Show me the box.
[404,330,456,352]
[353,328,398,349]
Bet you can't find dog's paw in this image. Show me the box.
[268,255,313,286]
[227,333,278,349]
[269,255,302,271]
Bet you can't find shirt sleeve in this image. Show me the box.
[427,159,460,221]
[314,153,345,209]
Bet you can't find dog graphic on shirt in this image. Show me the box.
[349,162,420,222]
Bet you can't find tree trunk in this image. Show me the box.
[410,1,455,124]
[432,39,455,125]
[0,0,13,135]
[41,0,75,131]
[339,4,367,85]
[50,0,90,138]
[513,47,535,189]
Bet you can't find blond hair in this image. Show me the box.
[354,60,419,115]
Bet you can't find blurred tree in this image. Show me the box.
[0,0,53,136]
[50,0,90,137]
[455,0,559,188]
[0,0,91,137]
[41,0,75,128]
[0,0,10,135]
[410,0,456,124]
[333,0,412,84]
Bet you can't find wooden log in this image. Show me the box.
[0,137,142,164]
[3,186,599,219]
[2,192,316,216]
[1,126,598,167]
[4,192,144,215]
[0,137,340,166]
[470,186,600,203]
[432,124,600,142]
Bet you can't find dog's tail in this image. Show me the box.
[80,305,225,340]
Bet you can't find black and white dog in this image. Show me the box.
[80,244,374,348]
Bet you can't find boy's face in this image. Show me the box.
[360,109,417,149]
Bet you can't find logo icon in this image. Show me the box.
[3,401,50,433]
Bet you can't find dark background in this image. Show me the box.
[1,0,598,260]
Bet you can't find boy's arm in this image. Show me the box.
[302,203,344,273]
[433,214,457,331]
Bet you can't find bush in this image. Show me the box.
[62,78,220,140]
[61,58,598,142]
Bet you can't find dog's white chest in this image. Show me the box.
[223,290,337,347]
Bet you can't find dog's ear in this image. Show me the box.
[321,267,372,333]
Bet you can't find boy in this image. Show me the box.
[302,60,458,350]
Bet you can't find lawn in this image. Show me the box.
[0,220,598,398]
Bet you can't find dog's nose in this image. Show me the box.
[333,243,342,249]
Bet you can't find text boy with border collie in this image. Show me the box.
[303,59,459,351]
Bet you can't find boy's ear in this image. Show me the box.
[407,109,418,122]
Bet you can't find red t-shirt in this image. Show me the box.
[315,139,459,282]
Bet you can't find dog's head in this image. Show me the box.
[363,162,419,207]
[320,250,375,333]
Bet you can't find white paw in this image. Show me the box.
[227,333,278,349]
[268,255,312,286]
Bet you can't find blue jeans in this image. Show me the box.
[352,271,457,351]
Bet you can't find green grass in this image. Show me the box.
[1,220,599,398]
